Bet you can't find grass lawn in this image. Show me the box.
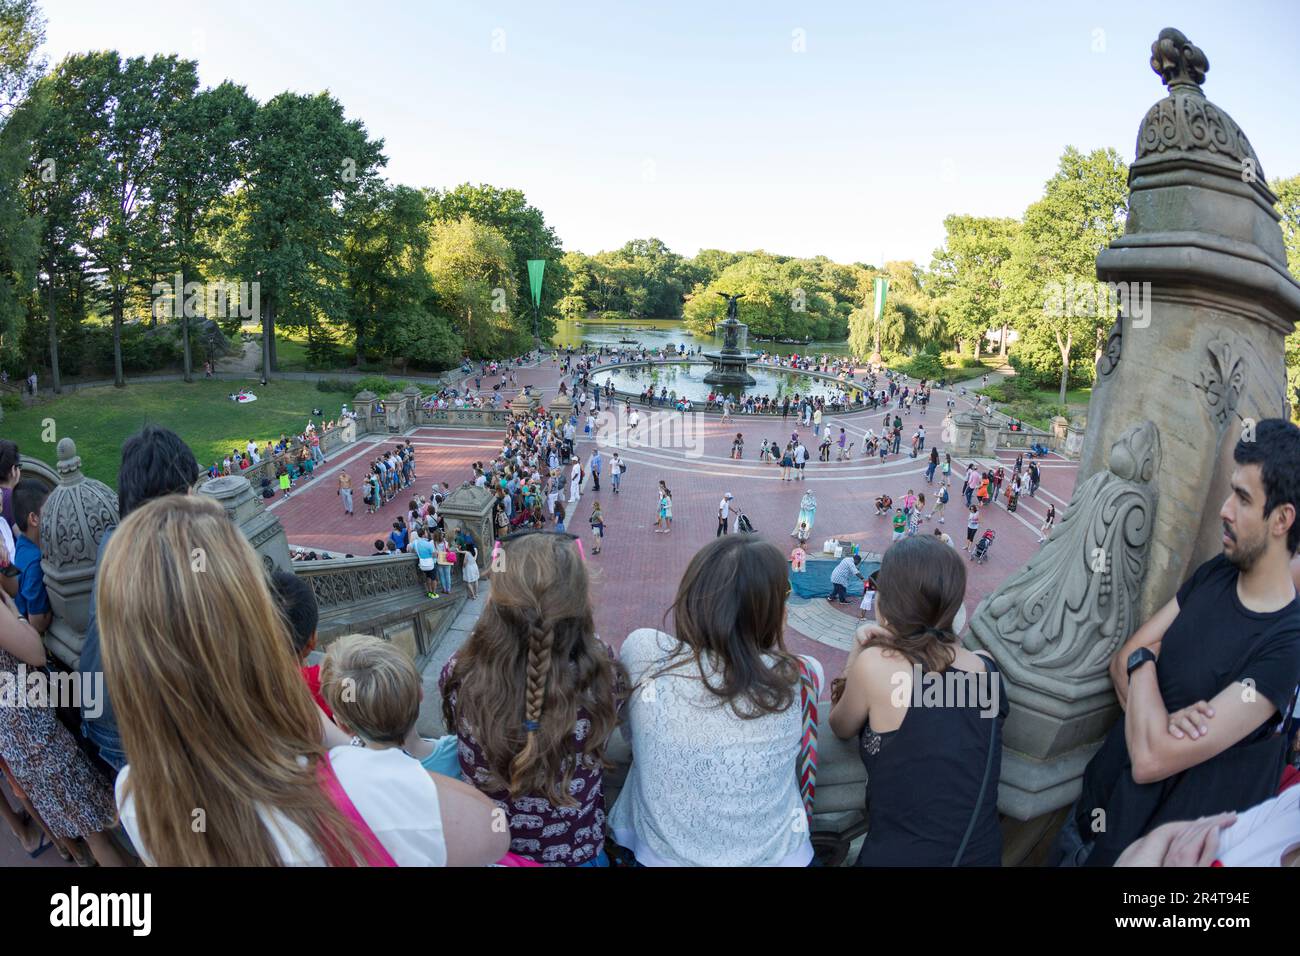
[3,379,339,487]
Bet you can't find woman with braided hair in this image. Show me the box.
[440,532,627,866]
[827,535,1007,866]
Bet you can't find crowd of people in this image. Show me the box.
[2,369,1300,870]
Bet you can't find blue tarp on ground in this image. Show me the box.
[790,557,881,600]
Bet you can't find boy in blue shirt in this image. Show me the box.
[12,480,51,633]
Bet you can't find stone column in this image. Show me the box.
[1085,28,1300,623]
[352,390,378,434]
[438,485,496,568]
[37,439,119,669]
[964,28,1300,821]
[198,475,292,574]
[403,385,423,426]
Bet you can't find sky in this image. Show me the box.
[37,0,1300,266]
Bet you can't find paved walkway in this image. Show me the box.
[276,359,1079,680]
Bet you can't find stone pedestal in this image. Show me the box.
[37,439,118,669]
[198,475,291,574]
[1051,415,1069,446]
[438,485,496,569]
[952,409,997,459]
[1064,419,1086,460]
[509,389,540,419]
[352,390,379,434]
[549,392,574,425]
[385,391,410,433]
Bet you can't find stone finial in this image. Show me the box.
[1150,27,1207,90]
[56,437,83,481]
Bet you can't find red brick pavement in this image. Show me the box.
[278,358,1079,681]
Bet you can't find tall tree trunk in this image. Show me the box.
[261,296,273,382]
[112,295,125,388]
[268,310,278,372]
[180,263,193,383]
[47,273,61,394]
[1055,328,1072,405]
[354,320,366,368]
[999,323,1009,356]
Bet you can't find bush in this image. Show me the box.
[315,378,359,395]
[900,352,945,380]
[1,392,20,412]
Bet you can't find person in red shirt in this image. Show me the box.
[270,569,332,719]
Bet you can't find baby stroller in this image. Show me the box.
[736,511,757,534]
[971,529,995,564]
[837,442,855,462]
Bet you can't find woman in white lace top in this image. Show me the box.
[610,535,822,866]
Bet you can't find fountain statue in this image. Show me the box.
[703,291,757,387]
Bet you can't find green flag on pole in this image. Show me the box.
[527,259,546,309]
[872,276,889,321]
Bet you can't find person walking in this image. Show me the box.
[964,505,980,552]
[610,452,625,494]
[717,493,734,537]
[589,501,606,555]
[337,472,354,516]
[654,481,673,533]
[1028,460,1041,497]
[589,448,603,493]
[926,447,939,484]
[1037,503,1056,543]
[928,481,949,523]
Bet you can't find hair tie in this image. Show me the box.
[523,720,540,733]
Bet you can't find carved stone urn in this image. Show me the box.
[38,439,119,668]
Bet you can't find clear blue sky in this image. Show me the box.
[39,0,1300,265]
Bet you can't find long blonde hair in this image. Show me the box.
[97,494,369,866]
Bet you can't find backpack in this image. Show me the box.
[939,487,949,504]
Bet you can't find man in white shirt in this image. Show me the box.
[568,458,583,504]
[794,442,808,479]
[717,493,734,537]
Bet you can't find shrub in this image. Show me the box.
[315,378,358,394]
[1,392,21,412]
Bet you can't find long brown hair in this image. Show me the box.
[97,495,370,866]
[660,535,798,718]
[441,533,624,806]
[871,535,966,673]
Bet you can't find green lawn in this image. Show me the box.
[3,379,339,486]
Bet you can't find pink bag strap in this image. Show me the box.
[316,752,398,867]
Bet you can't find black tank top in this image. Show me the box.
[855,654,1006,867]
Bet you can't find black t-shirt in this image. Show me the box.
[1078,554,1300,865]
[1160,554,1300,730]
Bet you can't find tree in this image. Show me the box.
[931,215,1019,358]
[1273,175,1300,408]
[227,91,385,377]
[341,181,445,367]
[1001,147,1129,402]
[63,52,198,387]
[426,215,519,359]
[427,184,565,341]
[0,0,43,374]
[149,81,256,380]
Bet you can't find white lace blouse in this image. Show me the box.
[609,628,819,867]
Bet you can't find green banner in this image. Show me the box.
[527,259,546,309]
[873,276,889,321]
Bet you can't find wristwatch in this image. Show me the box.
[1126,647,1157,677]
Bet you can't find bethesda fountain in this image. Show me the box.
[703,291,758,388]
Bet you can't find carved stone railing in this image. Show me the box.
[416,406,513,429]
[293,553,466,666]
